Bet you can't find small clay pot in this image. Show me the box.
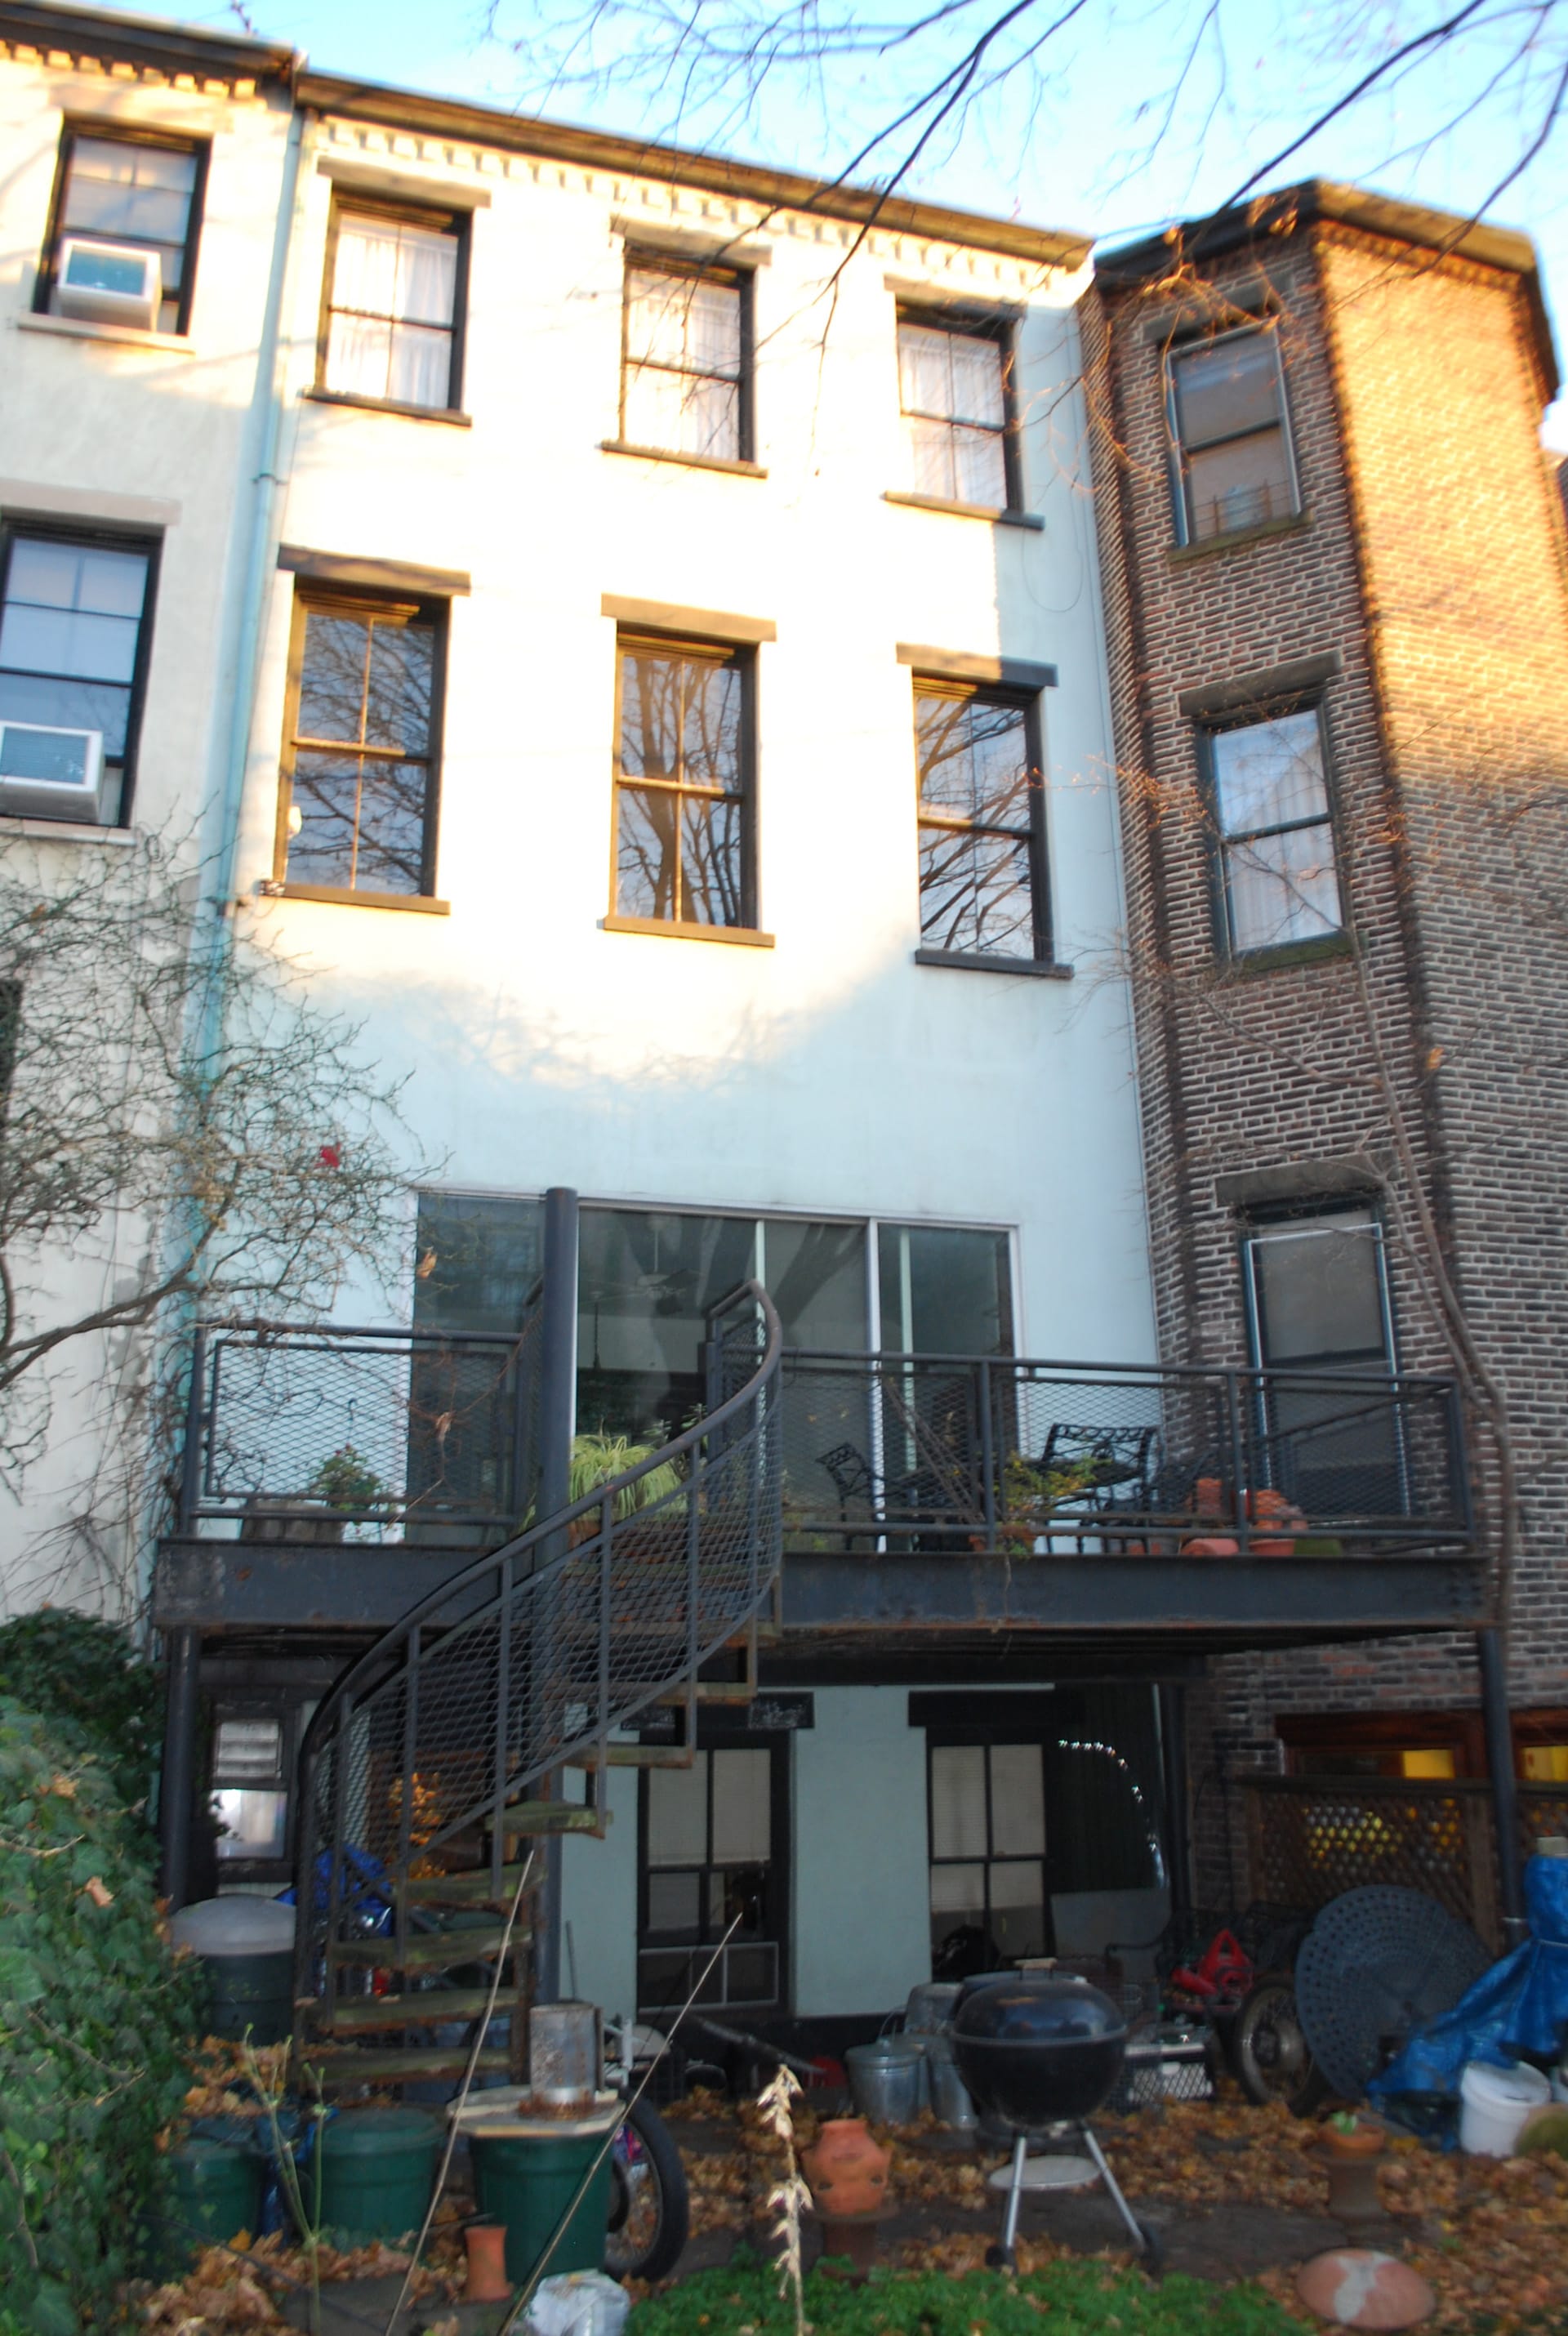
[1319,2122,1386,2227]
[465,2219,512,2301]
[801,2117,893,2217]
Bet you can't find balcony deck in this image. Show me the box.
[153,1326,1484,1664]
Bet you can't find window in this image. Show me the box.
[210,1713,290,1868]
[914,682,1048,961]
[318,202,465,412]
[621,257,748,461]
[929,1741,1047,1965]
[613,635,752,929]
[39,125,204,336]
[0,528,156,825]
[1243,1203,1402,1515]
[1169,327,1298,544]
[277,591,443,900]
[639,1742,783,2013]
[897,312,1014,509]
[1206,707,1343,956]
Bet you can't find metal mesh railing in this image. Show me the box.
[179,1307,545,1547]
[292,1282,782,2040]
[776,1352,1471,1558]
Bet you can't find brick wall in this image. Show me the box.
[1085,208,1568,1906]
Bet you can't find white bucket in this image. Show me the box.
[1459,2059,1550,2155]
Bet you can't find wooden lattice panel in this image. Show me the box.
[1246,1779,1492,1939]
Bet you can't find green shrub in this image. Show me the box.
[0,1696,200,2334]
[630,2258,1303,2336]
[0,1611,161,1812]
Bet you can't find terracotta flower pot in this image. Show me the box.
[801,2118,893,2217]
[464,2219,512,2301]
[1194,1476,1225,1522]
[1181,1536,1240,1556]
[1319,2121,1386,2227]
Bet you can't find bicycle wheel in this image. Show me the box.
[604,2094,689,2282]
[1231,1969,1329,2115]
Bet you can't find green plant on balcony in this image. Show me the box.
[308,1442,389,1512]
[992,1451,1095,1553]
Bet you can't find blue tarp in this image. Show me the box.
[1369,1856,1568,2120]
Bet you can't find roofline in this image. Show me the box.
[0,0,296,82]
[1095,177,1557,397]
[296,69,1093,270]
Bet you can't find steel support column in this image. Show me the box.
[1477,1625,1526,1940]
[533,1186,579,2006]
[158,1627,202,1914]
[1158,1679,1192,1924]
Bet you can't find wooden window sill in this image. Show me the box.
[600,914,774,947]
[305,387,472,427]
[1169,510,1312,563]
[265,881,451,915]
[17,313,195,355]
[600,439,766,479]
[915,947,1071,978]
[0,814,136,845]
[884,490,1044,530]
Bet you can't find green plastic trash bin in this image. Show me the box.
[318,2108,443,2244]
[469,2127,615,2289]
[168,2136,265,2249]
[170,1897,296,2046]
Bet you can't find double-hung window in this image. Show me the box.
[1169,326,1298,544]
[277,591,443,902]
[39,125,204,336]
[913,680,1049,963]
[1242,1203,1402,1516]
[0,528,156,825]
[613,634,753,930]
[897,311,1015,510]
[1206,705,1343,956]
[929,1740,1048,1965]
[621,256,749,462]
[318,202,466,413]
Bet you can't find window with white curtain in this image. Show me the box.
[897,311,1015,510]
[1207,706,1343,956]
[321,203,463,411]
[620,257,747,461]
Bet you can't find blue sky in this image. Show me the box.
[94,0,1568,445]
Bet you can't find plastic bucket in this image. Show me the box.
[1459,2060,1551,2155]
[846,2036,925,2126]
[470,2127,615,2288]
[318,2107,442,2241]
[168,2136,265,2249]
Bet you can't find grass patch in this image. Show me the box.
[629,2256,1303,2336]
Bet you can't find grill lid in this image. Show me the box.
[954,1973,1128,2050]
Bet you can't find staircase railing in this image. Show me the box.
[291,1281,782,2048]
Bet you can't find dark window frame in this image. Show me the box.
[896,304,1023,514]
[912,673,1051,965]
[926,1731,1051,1965]
[1238,1191,1399,1376]
[35,118,209,337]
[208,1698,298,1884]
[0,517,163,827]
[619,249,755,465]
[611,627,759,934]
[1165,319,1301,548]
[314,192,471,416]
[635,1727,790,2017]
[1196,691,1346,963]
[274,582,448,907]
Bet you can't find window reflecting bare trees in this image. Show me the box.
[622,261,746,461]
[283,598,438,898]
[915,684,1045,959]
[1209,707,1343,953]
[616,637,750,926]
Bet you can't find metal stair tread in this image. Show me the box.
[329,1923,518,1967]
[304,2043,513,2084]
[319,1984,522,2031]
[401,1863,538,1904]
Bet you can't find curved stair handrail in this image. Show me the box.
[291,1280,782,2053]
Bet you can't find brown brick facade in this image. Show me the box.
[1085,189,1568,1906]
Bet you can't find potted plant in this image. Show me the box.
[560,1430,685,1551]
[1317,2109,1386,2225]
[987,1451,1094,1554]
[239,1442,389,1545]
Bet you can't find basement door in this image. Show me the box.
[636,1738,788,2019]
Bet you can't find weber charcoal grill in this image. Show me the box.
[952,1973,1159,2271]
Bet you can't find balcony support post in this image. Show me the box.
[533,1185,579,2008]
[1477,1625,1526,1941]
[158,1626,202,1914]
[1157,1680,1192,1924]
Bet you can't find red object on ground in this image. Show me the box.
[808,2055,847,2088]
[1170,1927,1254,2009]
[1296,2249,1435,2328]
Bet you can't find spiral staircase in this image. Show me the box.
[289,1282,783,2090]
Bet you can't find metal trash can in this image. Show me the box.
[845,2035,925,2126]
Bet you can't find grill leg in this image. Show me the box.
[988,2133,1029,2271]
[1082,2125,1149,2253]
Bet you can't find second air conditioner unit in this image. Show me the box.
[56,238,163,331]
[0,722,106,823]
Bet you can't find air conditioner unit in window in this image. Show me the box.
[0,722,105,822]
[56,238,162,330]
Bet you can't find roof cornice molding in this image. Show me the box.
[0,0,294,87]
